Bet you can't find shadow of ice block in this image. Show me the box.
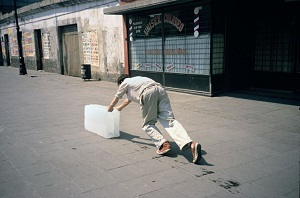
[84,104,120,138]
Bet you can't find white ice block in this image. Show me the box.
[84,104,120,138]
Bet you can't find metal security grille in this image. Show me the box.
[128,1,211,75]
[254,21,295,73]
[130,38,162,71]
[212,34,224,75]
[164,35,210,75]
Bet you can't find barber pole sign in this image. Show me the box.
[145,63,152,68]
[194,6,202,37]
[129,19,133,41]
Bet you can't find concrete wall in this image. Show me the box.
[0,0,125,82]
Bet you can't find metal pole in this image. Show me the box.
[14,0,27,75]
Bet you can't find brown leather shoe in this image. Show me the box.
[191,142,202,163]
[156,141,171,155]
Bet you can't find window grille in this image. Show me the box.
[128,2,211,75]
[212,34,224,75]
[254,22,295,73]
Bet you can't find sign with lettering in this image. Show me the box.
[130,13,185,38]
[42,33,50,59]
[145,63,152,68]
[1,41,6,59]
[184,65,195,72]
[144,13,184,36]
[166,63,174,71]
[82,31,99,66]
[23,32,35,57]
[11,36,18,56]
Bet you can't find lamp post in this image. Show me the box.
[13,0,27,75]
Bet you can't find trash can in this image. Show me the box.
[81,64,91,80]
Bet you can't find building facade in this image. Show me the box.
[0,0,125,81]
[104,0,300,96]
[0,0,299,97]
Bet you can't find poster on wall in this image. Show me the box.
[82,31,99,66]
[23,32,35,57]
[42,33,50,59]
[82,32,91,64]
[11,37,18,56]
[1,42,6,59]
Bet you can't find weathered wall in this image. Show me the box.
[80,8,125,81]
[0,0,125,81]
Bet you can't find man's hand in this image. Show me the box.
[107,106,114,112]
[107,97,131,112]
[108,97,119,112]
[115,106,122,111]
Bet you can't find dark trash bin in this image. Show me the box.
[81,64,91,80]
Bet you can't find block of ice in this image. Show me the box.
[84,104,120,138]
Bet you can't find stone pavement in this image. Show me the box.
[0,66,299,198]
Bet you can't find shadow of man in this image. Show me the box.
[115,131,214,166]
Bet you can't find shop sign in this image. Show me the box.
[143,13,184,36]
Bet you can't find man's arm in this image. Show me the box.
[108,97,119,112]
[115,98,131,111]
[108,97,131,112]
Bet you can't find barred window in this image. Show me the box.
[128,1,211,75]
[254,22,295,73]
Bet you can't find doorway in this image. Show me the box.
[34,29,43,70]
[62,32,80,76]
[4,34,11,66]
[59,24,80,77]
[0,37,3,65]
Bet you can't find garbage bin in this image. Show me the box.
[81,64,91,80]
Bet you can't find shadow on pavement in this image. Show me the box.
[221,91,300,106]
[179,146,214,166]
[117,131,155,148]
[116,131,214,166]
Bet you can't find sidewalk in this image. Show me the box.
[0,66,299,198]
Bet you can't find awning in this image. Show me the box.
[103,0,194,15]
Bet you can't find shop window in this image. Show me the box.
[128,2,211,75]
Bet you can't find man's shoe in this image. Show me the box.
[156,141,171,155]
[191,142,202,163]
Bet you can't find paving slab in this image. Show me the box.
[0,66,299,198]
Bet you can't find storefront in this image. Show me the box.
[105,0,223,95]
[105,0,299,96]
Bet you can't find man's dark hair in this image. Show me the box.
[117,74,129,86]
